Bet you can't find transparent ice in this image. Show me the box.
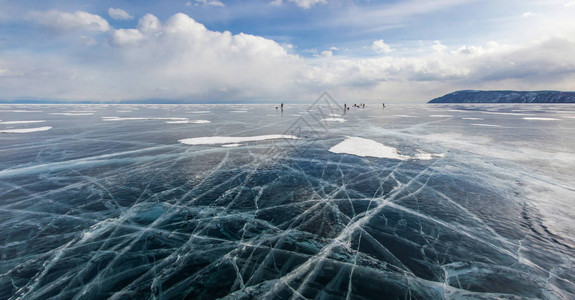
[0,102,574,299]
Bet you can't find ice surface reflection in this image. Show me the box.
[0,103,574,299]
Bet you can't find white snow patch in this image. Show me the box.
[522,117,560,121]
[323,118,346,122]
[0,120,45,124]
[191,111,211,114]
[165,120,211,124]
[221,143,241,148]
[0,126,52,133]
[462,117,483,120]
[482,112,530,116]
[414,150,446,160]
[102,117,188,121]
[179,135,298,146]
[102,117,148,121]
[329,137,445,160]
[231,110,248,113]
[51,113,94,116]
[393,115,416,118]
[429,115,453,118]
[471,123,501,127]
[329,137,409,160]
[0,110,42,113]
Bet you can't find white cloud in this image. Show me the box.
[29,10,110,33]
[1,13,305,101]
[291,36,575,102]
[328,0,472,30]
[565,1,575,8]
[432,40,448,52]
[455,45,481,55]
[137,14,161,33]
[0,61,8,76]
[302,48,318,55]
[80,35,98,46]
[523,11,535,18]
[270,0,283,6]
[290,0,326,9]
[371,39,394,54]
[194,0,226,7]
[272,0,326,9]
[4,13,575,103]
[111,29,144,46]
[108,8,133,20]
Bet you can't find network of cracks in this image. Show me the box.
[1,140,574,299]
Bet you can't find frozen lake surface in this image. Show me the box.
[1,102,574,299]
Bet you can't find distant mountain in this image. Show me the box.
[428,90,575,103]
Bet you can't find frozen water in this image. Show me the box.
[51,113,95,116]
[471,123,502,127]
[0,126,52,133]
[102,117,189,121]
[322,117,346,122]
[523,117,561,121]
[0,103,574,299]
[179,135,298,146]
[165,120,211,124]
[0,121,45,125]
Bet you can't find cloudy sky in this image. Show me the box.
[1,0,575,103]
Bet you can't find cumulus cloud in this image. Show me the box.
[455,45,481,55]
[2,13,306,101]
[108,8,133,20]
[137,14,161,33]
[4,12,575,103]
[292,0,326,8]
[194,0,226,7]
[111,29,144,46]
[371,39,394,54]
[270,0,283,6]
[300,36,575,101]
[29,10,110,33]
[80,35,98,46]
[432,40,448,52]
[272,0,326,9]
